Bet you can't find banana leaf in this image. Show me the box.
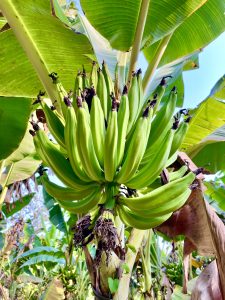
[43,186,68,235]
[80,0,207,51]
[0,0,94,97]
[0,97,32,161]
[19,254,65,268]
[1,193,35,218]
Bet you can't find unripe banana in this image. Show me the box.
[127,73,139,134]
[32,130,49,166]
[90,61,98,89]
[169,165,188,182]
[90,93,106,166]
[126,129,174,189]
[73,72,83,113]
[102,61,114,118]
[169,118,190,158]
[116,205,172,230]
[97,68,108,120]
[41,102,65,149]
[141,87,177,165]
[150,76,168,114]
[76,99,104,182]
[56,82,69,120]
[74,72,83,97]
[64,99,91,182]
[120,187,191,218]
[82,67,89,89]
[57,188,102,214]
[41,174,98,201]
[120,172,195,211]
[104,100,118,182]
[147,87,177,147]
[33,128,91,190]
[136,69,145,115]
[117,86,130,167]
[117,106,153,184]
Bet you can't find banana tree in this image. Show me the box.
[1,0,225,299]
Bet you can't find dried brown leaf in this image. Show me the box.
[191,260,222,300]
[157,179,225,298]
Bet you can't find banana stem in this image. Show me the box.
[142,33,173,94]
[0,163,13,209]
[141,230,152,293]
[2,163,14,187]
[140,248,152,293]
[0,160,5,176]
[113,228,146,300]
[0,0,59,102]
[127,0,151,83]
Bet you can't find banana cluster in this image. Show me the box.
[30,62,195,230]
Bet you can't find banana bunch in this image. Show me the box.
[30,62,195,230]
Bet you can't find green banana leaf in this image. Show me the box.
[1,193,35,218]
[80,0,206,51]
[0,0,94,97]
[0,127,41,184]
[0,154,41,185]
[144,0,225,67]
[43,186,68,235]
[0,232,4,250]
[204,181,225,211]
[19,254,65,268]
[180,75,225,172]
[189,139,225,173]
[182,75,225,151]
[0,97,32,161]
[15,246,63,260]
[5,127,36,164]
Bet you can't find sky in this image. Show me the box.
[183,32,225,108]
[138,32,225,110]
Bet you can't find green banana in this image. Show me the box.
[76,99,104,182]
[74,72,83,97]
[56,81,69,120]
[136,69,145,115]
[117,86,130,167]
[90,94,106,166]
[82,67,89,89]
[33,128,90,190]
[97,68,108,120]
[102,61,114,117]
[141,87,177,165]
[120,187,191,218]
[147,86,177,144]
[41,101,65,149]
[150,76,168,114]
[104,100,118,182]
[117,106,153,184]
[120,172,195,211]
[73,72,83,112]
[127,73,139,134]
[117,205,172,230]
[57,188,102,214]
[31,130,49,166]
[90,61,98,89]
[64,100,91,182]
[169,119,189,158]
[169,165,188,181]
[41,174,99,201]
[126,129,174,189]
